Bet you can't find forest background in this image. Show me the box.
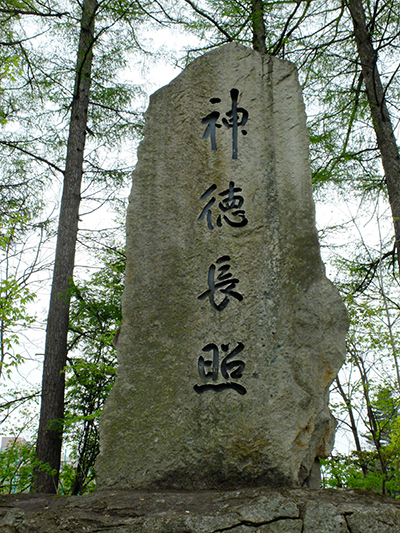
[1,0,400,497]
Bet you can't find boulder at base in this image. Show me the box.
[1,489,399,532]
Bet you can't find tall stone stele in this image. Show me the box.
[96,43,348,490]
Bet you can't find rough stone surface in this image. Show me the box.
[96,43,348,491]
[303,500,350,532]
[346,508,400,533]
[1,489,399,533]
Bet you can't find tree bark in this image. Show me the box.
[335,375,368,477]
[33,0,97,493]
[356,356,389,494]
[251,0,266,53]
[346,0,400,274]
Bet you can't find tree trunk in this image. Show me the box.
[251,0,266,53]
[33,0,97,493]
[356,356,389,494]
[335,375,368,477]
[346,0,400,274]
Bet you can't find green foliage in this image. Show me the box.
[328,376,400,497]
[0,275,36,378]
[324,360,400,497]
[0,0,152,247]
[0,210,38,379]
[322,446,400,497]
[0,440,36,494]
[0,438,73,495]
[0,242,124,496]
[0,437,99,495]
[58,458,96,495]
[62,243,125,494]
[0,55,21,125]
[326,229,400,496]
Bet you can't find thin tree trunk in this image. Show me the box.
[335,375,368,477]
[71,419,98,495]
[251,0,266,53]
[356,357,389,494]
[33,0,97,493]
[346,0,400,274]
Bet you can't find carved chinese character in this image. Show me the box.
[194,341,246,395]
[198,181,248,230]
[201,89,248,159]
[198,255,243,311]
[201,97,221,151]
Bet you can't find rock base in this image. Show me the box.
[1,488,399,532]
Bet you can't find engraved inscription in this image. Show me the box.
[202,89,248,159]
[198,255,243,311]
[198,181,248,230]
[194,341,246,395]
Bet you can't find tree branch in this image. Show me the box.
[0,8,68,17]
[182,0,233,42]
[0,141,64,174]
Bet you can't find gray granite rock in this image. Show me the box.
[259,521,303,533]
[346,507,400,533]
[236,492,299,522]
[0,508,26,533]
[96,43,348,490]
[303,500,350,532]
[1,489,399,533]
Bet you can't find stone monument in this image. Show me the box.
[96,43,348,490]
